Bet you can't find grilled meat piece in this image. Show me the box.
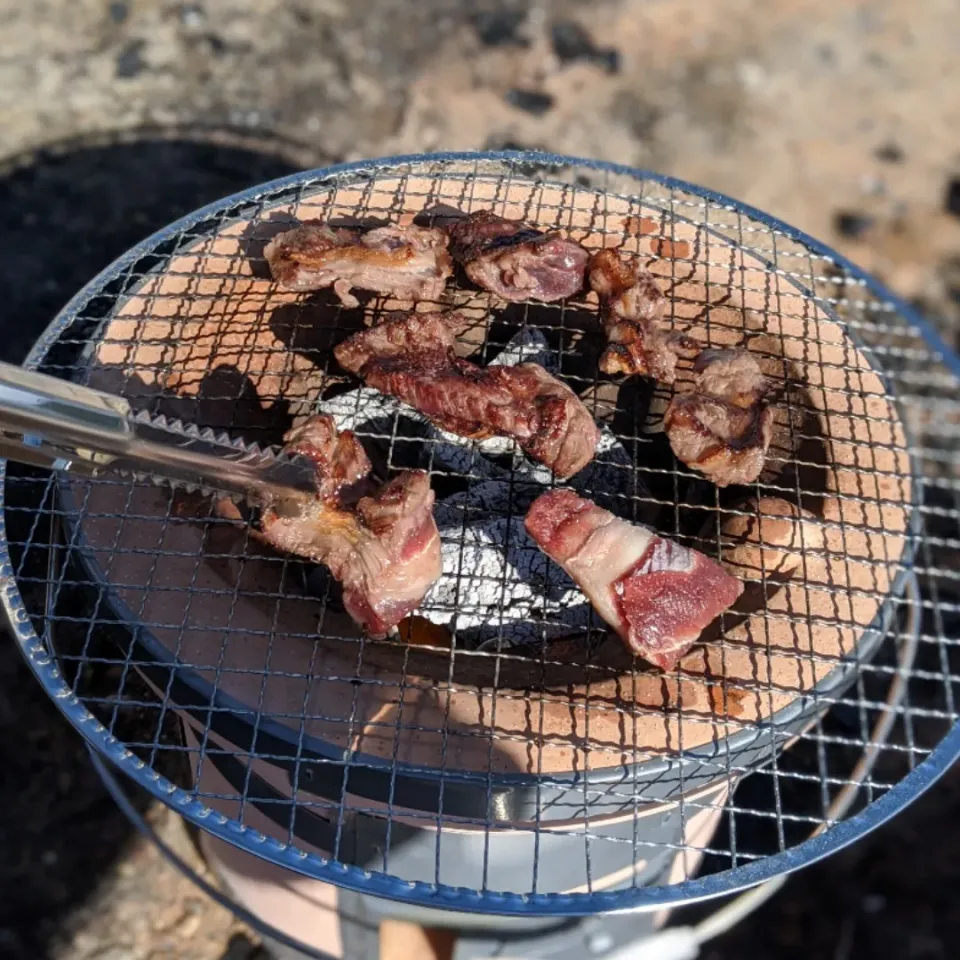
[258,415,442,637]
[264,222,453,308]
[664,349,774,487]
[334,311,600,478]
[589,248,698,383]
[446,209,588,302]
[525,489,743,670]
[281,415,374,503]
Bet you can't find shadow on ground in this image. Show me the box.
[0,128,313,960]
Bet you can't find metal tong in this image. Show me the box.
[0,360,319,504]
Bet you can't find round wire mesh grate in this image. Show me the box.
[2,152,959,917]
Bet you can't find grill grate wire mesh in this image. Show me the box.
[2,153,959,914]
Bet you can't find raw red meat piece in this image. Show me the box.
[525,488,743,670]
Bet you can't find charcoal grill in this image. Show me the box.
[3,152,959,958]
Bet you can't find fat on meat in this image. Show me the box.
[264,221,453,307]
[525,488,743,670]
[258,415,442,637]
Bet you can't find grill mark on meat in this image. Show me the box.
[446,210,546,261]
[445,209,589,303]
[588,249,776,484]
[589,247,698,383]
[664,348,774,487]
[480,227,547,253]
[334,311,600,478]
[525,489,743,671]
[264,221,453,308]
[256,414,441,637]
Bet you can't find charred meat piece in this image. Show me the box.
[589,248,698,383]
[334,311,599,478]
[446,209,588,302]
[257,415,442,637]
[264,222,453,308]
[525,489,743,671]
[664,349,774,487]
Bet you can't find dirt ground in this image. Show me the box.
[2,1,960,958]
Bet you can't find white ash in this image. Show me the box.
[318,385,507,481]
[427,515,592,645]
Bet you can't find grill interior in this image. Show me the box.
[3,154,959,912]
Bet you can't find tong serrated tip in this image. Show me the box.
[0,361,318,506]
